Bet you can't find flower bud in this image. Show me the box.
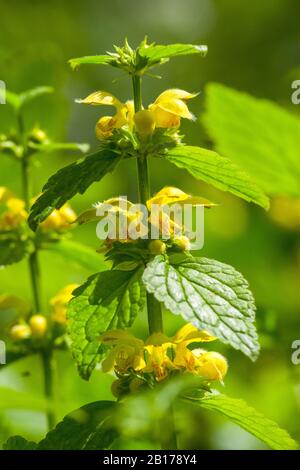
[134,110,156,138]
[10,324,31,341]
[198,351,228,381]
[29,128,48,144]
[173,236,191,251]
[148,239,167,255]
[29,315,48,338]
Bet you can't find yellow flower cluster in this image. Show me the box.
[95,186,206,248]
[101,323,228,383]
[78,89,197,140]
[0,187,76,231]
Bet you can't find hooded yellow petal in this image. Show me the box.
[78,91,123,108]
[155,89,198,103]
[0,187,15,203]
[147,186,189,210]
[173,323,216,345]
[148,105,181,128]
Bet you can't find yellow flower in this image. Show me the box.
[77,91,133,139]
[50,284,78,324]
[0,193,28,230]
[40,203,76,230]
[149,89,197,128]
[100,330,146,374]
[143,344,175,381]
[100,324,227,383]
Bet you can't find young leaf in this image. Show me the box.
[203,83,300,197]
[69,55,117,70]
[29,142,90,154]
[0,231,34,266]
[19,86,54,108]
[28,148,121,231]
[5,86,53,111]
[142,255,259,360]
[68,267,146,379]
[139,43,208,66]
[164,145,269,209]
[192,393,298,450]
[37,401,119,450]
[42,239,108,273]
[3,435,37,450]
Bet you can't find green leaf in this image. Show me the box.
[203,83,300,197]
[37,401,119,450]
[139,43,207,66]
[68,267,146,379]
[28,148,121,231]
[0,230,34,266]
[142,255,259,360]
[3,435,37,450]
[29,142,90,154]
[5,86,53,111]
[193,393,299,450]
[43,239,108,273]
[19,86,54,108]
[117,375,203,441]
[69,55,117,70]
[164,145,269,209]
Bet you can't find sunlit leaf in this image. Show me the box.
[68,267,146,379]
[69,55,117,70]
[28,148,121,231]
[139,43,207,67]
[164,145,269,209]
[190,393,299,450]
[143,255,259,360]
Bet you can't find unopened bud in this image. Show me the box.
[29,315,48,338]
[10,324,31,341]
[134,110,156,138]
[173,236,191,251]
[148,239,167,255]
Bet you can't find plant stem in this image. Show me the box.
[132,74,177,448]
[41,349,56,430]
[18,111,55,430]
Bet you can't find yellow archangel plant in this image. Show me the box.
[22,39,298,451]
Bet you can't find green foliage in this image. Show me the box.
[28,142,90,154]
[3,435,37,450]
[5,86,54,111]
[138,43,207,67]
[28,148,121,231]
[0,230,34,266]
[164,145,269,209]
[43,239,108,273]
[69,40,207,75]
[4,401,119,450]
[193,393,299,450]
[67,267,146,379]
[143,255,259,360]
[203,83,300,197]
[69,55,116,70]
[37,401,119,450]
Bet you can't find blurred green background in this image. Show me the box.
[0,0,300,449]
